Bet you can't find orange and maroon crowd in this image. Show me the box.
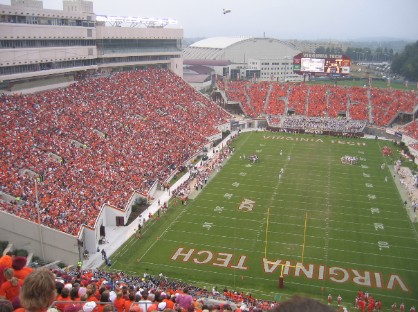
[0,68,229,236]
[218,79,416,126]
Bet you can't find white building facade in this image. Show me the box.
[248,58,302,82]
[184,37,302,82]
[0,0,183,92]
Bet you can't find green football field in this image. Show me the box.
[108,132,418,309]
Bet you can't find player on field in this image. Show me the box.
[376,300,382,312]
[359,299,366,312]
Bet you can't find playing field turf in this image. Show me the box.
[108,132,418,308]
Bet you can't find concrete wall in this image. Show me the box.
[169,57,183,77]
[0,210,80,264]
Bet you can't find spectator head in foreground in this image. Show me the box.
[19,269,57,312]
[0,300,14,312]
[270,296,336,312]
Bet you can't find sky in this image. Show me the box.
[1,0,418,41]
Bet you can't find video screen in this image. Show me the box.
[301,58,325,73]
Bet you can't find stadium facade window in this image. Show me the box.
[0,40,96,48]
[96,39,180,55]
[1,14,93,27]
[0,59,96,76]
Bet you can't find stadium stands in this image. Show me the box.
[265,84,288,116]
[217,80,417,128]
[280,115,366,133]
[306,85,328,117]
[288,84,309,115]
[0,68,229,236]
[2,74,417,237]
[246,82,270,116]
[403,121,418,141]
[222,81,257,117]
[371,89,416,126]
[327,87,348,118]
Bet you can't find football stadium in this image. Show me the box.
[0,1,417,312]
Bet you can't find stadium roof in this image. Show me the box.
[189,37,250,49]
[184,37,301,63]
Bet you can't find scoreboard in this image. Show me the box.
[293,53,351,76]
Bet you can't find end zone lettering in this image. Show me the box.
[262,258,409,292]
[171,247,248,270]
[169,248,409,292]
[263,135,366,146]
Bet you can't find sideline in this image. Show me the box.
[388,165,418,224]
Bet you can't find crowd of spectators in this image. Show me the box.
[171,142,234,202]
[287,84,309,116]
[265,84,287,116]
[402,121,418,141]
[306,85,327,117]
[217,80,417,127]
[221,81,257,118]
[280,115,367,133]
[0,68,230,236]
[346,87,369,121]
[371,89,416,126]
[0,252,282,312]
[327,87,348,118]
[246,82,270,116]
[2,254,416,312]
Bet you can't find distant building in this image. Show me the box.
[183,36,302,82]
[0,0,183,93]
[287,39,348,54]
[247,58,301,82]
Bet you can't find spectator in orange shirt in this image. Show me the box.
[97,291,111,312]
[56,287,73,312]
[0,268,23,302]
[11,257,33,281]
[0,252,13,269]
[161,293,174,310]
[113,291,125,312]
[124,292,136,312]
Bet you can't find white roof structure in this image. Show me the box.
[184,37,301,63]
[189,37,250,49]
